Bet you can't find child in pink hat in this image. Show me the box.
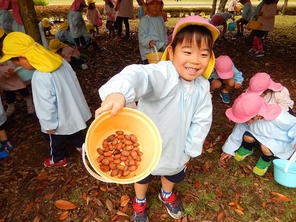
[96,15,220,221]
[220,93,296,176]
[209,55,244,103]
[246,72,294,114]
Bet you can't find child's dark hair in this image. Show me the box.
[171,25,213,52]
[107,1,114,8]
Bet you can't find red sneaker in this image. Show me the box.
[43,158,68,167]
[133,198,149,222]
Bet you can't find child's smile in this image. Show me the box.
[168,38,211,81]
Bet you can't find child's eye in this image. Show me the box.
[201,53,209,57]
[183,51,191,55]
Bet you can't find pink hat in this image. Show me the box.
[215,55,234,79]
[225,93,281,123]
[246,72,283,95]
[161,16,220,79]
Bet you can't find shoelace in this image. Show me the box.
[133,202,146,212]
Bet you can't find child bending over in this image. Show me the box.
[86,0,102,36]
[220,93,296,176]
[0,32,91,167]
[96,15,219,221]
[209,55,243,104]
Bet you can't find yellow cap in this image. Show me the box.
[86,23,95,33]
[161,15,220,79]
[87,0,95,5]
[59,21,69,31]
[49,38,69,53]
[0,32,63,72]
[0,28,5,38]
[41,18,50,28]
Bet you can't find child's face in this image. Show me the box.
[168,38,211,81]
[146,2,162,16]
[246,115,263,124]
[11,57,34,70]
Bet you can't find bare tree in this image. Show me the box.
[18,0,41,43]
[211,0,218,17]
[218,0,228,12]
[281,0,288,14]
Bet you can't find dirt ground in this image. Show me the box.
[0,19,295,222]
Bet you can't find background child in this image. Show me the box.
[96,15,219,222]
[210,12,234,38]
[38,18,54,49]
[104,0,117,38]
[55,21,76,46]
[11,0,25,33]
[209,55,243,104]
[219,93,296,176]
[138,0,168,64]
[114,0,133,40]
[67,0,88,47]
[227,0,238,15]
[0,0,13,33]
[86,0,102,36]
[0,96,13,159]
[236,0,253,37]
[248,0,278,57]
[246,72,294,114]
[0,32,91,167]
[49,38,88,70]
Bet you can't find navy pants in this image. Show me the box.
[42,130,84,162]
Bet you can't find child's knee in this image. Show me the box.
[260,145,273,156]
[243,135,256,143]
[211,79,222,90]
[223,78,235,88]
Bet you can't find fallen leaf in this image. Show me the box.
[253,183,259,187]
[54,200,77,210]
[23,202,36,214]
[45,192,55,200]
[82,192,87,201]
[105,198,114,212]
[206,148,213,153]
[194,181,202,189]
[116,210,129,217]
[216,209,226,222]
[58,211,69,221]
[234,209,244,215]
[36,171,48,181]
[270,192,292,201]
[32,216,41,222]
[261,202,267,208]
[236,204,244,211]
[99,185,108,191]
[119,194,130,207]
[82,209,94,222]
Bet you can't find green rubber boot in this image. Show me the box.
[253,157,271,176]
[234,146,253,161]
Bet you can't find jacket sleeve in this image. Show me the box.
[32,72,58,131]
[185,81,212,157]
[139,17,152,48]
[99,62,178,104]
[233,66,244,83]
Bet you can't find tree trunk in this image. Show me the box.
[211,0,218,17]
[18,0,41,43]
[281,0,288,15]
[218,0,228,13]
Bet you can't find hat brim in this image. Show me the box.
[217,71,234,79]
[0,54,14,63]
[259,103,282,121]
[161,47,215,79]
[225,108,253,123]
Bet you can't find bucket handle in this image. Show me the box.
[82,143,113,183]
[153,45,160,61]
[284,151,296,173]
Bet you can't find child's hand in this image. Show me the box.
[95,93,125,118]
[46,129,56,134]
[219,152,232,167]
[234,83,242,89]
[149,40,155,48]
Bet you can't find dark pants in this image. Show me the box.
[70,56,84,69]
[116,16,130,38]
[42,130,84,162]
[74,36,86,47]
[4,87,29,104]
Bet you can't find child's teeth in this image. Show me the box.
[187,68,196,74]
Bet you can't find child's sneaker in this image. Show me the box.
[158,193,184,219]
[220,92,231,104]
[234,146,253,161]
[252,157,271,176]
[0,144,9,159]
[43,158,68,167]
[133,198,149,222]
[1,140,14,150]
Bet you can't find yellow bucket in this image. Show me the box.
[83,107,162,184]
[146,46,163,64]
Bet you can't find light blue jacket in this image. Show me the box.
[0,97,7,126]
[31,60,91,135]
[67,10,87,39]
[99,61,212,175]
[138,15,168,61]
[210,65,244,84]
[0,9,13,33]
[222,111,296,159]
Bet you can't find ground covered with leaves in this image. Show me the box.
[0,16,296,222]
